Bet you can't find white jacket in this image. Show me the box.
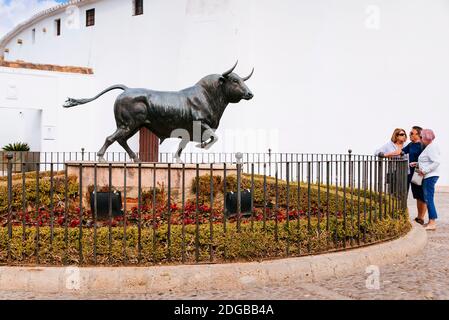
[418,142,440,179]
[374,141,399,156]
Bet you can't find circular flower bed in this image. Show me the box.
[0,171,411,265]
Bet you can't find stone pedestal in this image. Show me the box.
[66,162,237,206]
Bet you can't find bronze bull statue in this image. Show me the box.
[63,61,254,162]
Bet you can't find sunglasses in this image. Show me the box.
[397,133,406,136]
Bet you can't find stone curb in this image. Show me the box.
[0,223,427,294]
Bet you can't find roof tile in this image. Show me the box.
[0,59,94,74]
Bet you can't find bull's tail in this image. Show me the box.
[63,84,128,108]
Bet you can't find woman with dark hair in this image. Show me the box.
[411,129,440,231]
[402,126,425,224]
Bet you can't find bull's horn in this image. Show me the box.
[242,68,254,81]
[222,60,238,77]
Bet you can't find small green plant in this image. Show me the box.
[0,215,411,265]
[2,142,30,151]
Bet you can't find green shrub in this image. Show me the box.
[193,173,395,217]
[0,170,66,183]
[2,142,30,151]
[191,174,223,201]
[0,213,411,266]
[0,174,79,213]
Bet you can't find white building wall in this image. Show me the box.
[0,67,125,154]
[0,0,448,184]
[0,107,42,151]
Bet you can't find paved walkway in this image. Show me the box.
[0,193,447,300]
[315,192,449,300]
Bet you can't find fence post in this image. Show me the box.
[402,160,407,213]
[81,148,85,162]
[348,149,353,189]
[268,148,272,177]
[6,153,13,261]
[377,158,383,220]
[236,152,243,232]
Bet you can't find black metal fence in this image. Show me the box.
[1,150,387,176]
[0,151,409,266]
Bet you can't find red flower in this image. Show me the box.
[199,204,211,213]
[70,219,80,228]
[289,211,299,218]
[57,216,65,226]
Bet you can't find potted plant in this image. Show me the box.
[2,142,39,173]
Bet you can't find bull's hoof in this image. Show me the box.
[174,156,184,164]
[203,143,213,150]
[132,158,141,163]
[197,142,215,150]
[195,142,207,149]
[98,156,107,163]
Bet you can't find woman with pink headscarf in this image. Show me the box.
[411,129,440,231]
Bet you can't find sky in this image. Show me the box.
[0,0,68,38]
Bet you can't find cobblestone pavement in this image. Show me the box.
[0,193,447,300]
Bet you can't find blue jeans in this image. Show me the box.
[423,176,439,220]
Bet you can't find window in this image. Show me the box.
[32,28,36,44]
[86,8,95,27]
[134,0,144,16]
[55,19,61,36]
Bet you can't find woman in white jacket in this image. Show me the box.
[412,129,440,231]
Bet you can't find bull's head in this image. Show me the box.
[219,61,254,103]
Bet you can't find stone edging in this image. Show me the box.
[0,223,427,294]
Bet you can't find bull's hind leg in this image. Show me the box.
[99,99,146,162]
[118,139,139,162]
[174,138,189,163]
[117,127,141,162]
[97,127,130,162]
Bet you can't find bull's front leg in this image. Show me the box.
[196,124,218,150]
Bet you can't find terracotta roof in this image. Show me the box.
[0,0,99,53]
[0,59,93,75]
